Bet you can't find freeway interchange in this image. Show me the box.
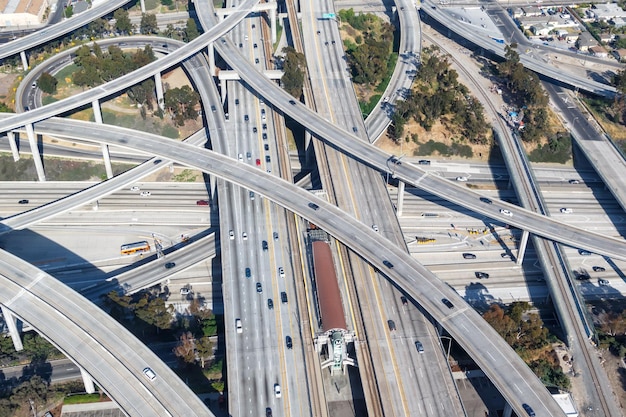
[0,0,625,416]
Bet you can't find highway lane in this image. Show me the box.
[30,117,568,417]
[206,28,626,261]
[365,0,422,142]
[420,1,617,97]
[301,2,443,416]
[545,82,626,214]
[304,0,464,414]
[0,249,215,416]
[0,0,260,134]
[0,0,133,60]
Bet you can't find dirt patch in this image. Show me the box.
[0,71,20,105]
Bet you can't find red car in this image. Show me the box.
[196,200,209,206]
[256,158,261,166]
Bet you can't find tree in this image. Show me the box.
[173,331,196,366]
[185,19,199,42]
[196,337,213,368]
[88,18,109,37]
[281,46,306,99]
[134,295,174,333]
[0,102,13,113]
[64,5,73,19]
[37,72,58,94]
[164,85,199,125]
[140,13,158,35]
[114,8,133,34]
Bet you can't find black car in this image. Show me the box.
[383,260,394,268]
[266,407,272,417]
[442,298,454,309]
[265,155,271,163]
[245,268,251,278]
[308,202,319,210]
[253,126,258,133]
[244,114,249,122]
[400,296,408,305]
[286,336,292,349]
[479,197,492,204]
[280,291,288,303]
[165,262,176,269]
[475,272,489,279]
[593,266,606,272]
[522,403,535,417]
[18,199,29,204]
[462,253,476,259]
[256,282,263,293]
[387,320,396,331]
[262,133,268,140]
[211,105,216,113]
[264,144,269,151]
[262,240,268,251]
[289,100,296,105]
[418,160,431,165]
[267,298,274,309]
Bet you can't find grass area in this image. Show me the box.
[63,393,108,404]
[173,169,199,182]
[54,64,79,90]
[144,0,159,10]
[100,110,180,138]
[415,139,473,158]
[0,154,135,181]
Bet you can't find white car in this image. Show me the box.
[229,230,234,240]
[140,191,151,197]
[142,367,157,381]
[560,208,573,214]
[500,209,513,217]
[242,232,248,240]
[455,176,468,182]
[372,224,379,232]
[238,153,243,162]
[278,267,285,278]
[130,186,140,191]
[274,383,282,398]
[236,319,243,333]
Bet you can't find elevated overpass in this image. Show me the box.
[18,115,598,417]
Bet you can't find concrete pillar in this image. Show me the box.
[502,402,513,417]
[397,181,405,216]
[209,174,217,208]
[80,367,96,394]
[304,130,312,167]
[25,123,45,181]
[7,131,20,161]
[139,0,146,13]
[1,305,23,351]
[221,79,227,106]
[20,51,28,70]
[270,8,277,44]
[154,72,164,111]
[208,42,216,76]
[516,230,530,265]
[92,100,113,179]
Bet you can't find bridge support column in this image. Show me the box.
[80,367,96,394]
[20,51,28,70]
[516,230,530,265]
[220,79,227,106]
[139,0,146,13]
[304,130,313,166]
[25,123,45,181]
[502,403,513,417]
[208,42,216,76]
[92,100,114,179]
[7,131,20,161]
[396,181,405,216]
[1,305,23,351]
[270,8,277,44]
[154,72,164,111]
